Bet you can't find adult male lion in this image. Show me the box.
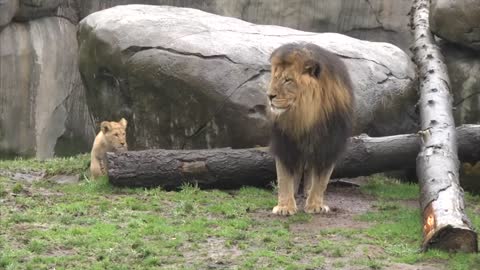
[267,43,354,216]
[90,118,128,179]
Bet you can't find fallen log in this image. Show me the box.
[107,125,480,189]
[410,0,478,252]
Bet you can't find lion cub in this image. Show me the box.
[90,118,128,179]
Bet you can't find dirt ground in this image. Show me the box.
[251,184,446,270]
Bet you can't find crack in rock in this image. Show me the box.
[376,72,398,84]
[124,45,239,65]
[337,53,414,81]
[365,0,383,27]
[345,26,397,34]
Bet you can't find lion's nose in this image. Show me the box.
[268,94,277,101]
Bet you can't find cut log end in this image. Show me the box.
[422,202,478,253]
[424,227,478,253]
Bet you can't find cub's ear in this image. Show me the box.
[101,121,111,134]
[119,118,128,128]
[303,60,321,78]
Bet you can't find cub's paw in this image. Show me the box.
[272,205,297,216]
[304,203,330,214]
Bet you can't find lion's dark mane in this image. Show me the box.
[269,43,354,176]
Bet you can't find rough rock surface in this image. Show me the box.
[76,0,413,52]
[1,0,414,53]
[0,17,95,158]
[14,0,63,21]
[0,0,19,31]
[431,0,480,51]
[440,41,480,124]
[78,5,417,151]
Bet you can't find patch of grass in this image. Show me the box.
[0,154,90,176]
[287,212,313,224]
[333,261,346,268]
[357,175,480,270]
[0,179,6,197]
[351,257,385,270]
[27,239,48,254]
[361,174,419,200]
[330,247,345,257]
[1,157,479,269]
[0,163,324,269]
[12,183,23,193]
[465,193,478,203]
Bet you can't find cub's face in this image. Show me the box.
[101,118,128,152]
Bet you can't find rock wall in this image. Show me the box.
[0,17,95,159]
[3,0,414,50]
[0,0,420,158]
[77,0,414,52]
[5,0,479,158]
[431,0,480,51]
[430,0,480,126]
[441,42,480,125]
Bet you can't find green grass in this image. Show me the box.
[0,159,479,269]
[357,174,480,270]
[360,174,419,200]
[0,154,90,176]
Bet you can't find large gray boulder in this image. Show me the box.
[0,17,95,159]
[78,5,417,151]
[431,0,480,51]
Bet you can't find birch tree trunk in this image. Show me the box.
[410,0,478,252]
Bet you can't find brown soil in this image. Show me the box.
[293,185,374,231]
[253,185,374,230]
[251,184,446,270]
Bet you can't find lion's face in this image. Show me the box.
[101,118,128,152]
[267,65,300,115]
[267,47,321,117]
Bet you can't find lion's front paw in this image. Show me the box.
[272,204,297,216]
[304,202,330,214]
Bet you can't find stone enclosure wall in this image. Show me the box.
[0,0,479,158]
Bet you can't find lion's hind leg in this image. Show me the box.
[304,165,334,214]
[272,158,299,216]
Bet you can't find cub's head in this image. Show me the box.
[267,43,323,116]
[101,118,128,152]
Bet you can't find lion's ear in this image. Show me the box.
[119,118,127,128]
[101,121,111,134]
[304,60,321,78]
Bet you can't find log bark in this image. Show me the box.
[410,0,478,252]
[107,147,276,189]
[107,125,480,188]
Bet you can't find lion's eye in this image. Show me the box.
[284,78,292,84]
[115,133,119,137]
